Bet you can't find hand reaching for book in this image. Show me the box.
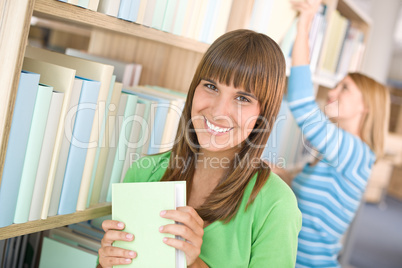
[159,206,205,266]
[291,0,322,28]
[98,220,136,268]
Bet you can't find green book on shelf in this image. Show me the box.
[39,237,97,268]
[112,181,186,268]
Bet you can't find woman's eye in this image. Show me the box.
[205,83,217,91]
[236,95,250,103]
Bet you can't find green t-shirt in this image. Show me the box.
[124,152,302,268]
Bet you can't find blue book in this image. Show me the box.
[57,77,101,215]
[128,0,141,22]
[123,89,169,155]
[14,84,53,224]
[117,0,132,21]
[0,71,40,227]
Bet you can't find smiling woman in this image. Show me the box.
[97,29,302,268]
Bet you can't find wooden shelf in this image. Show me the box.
[33,0,209,54]
[0,204,111,240]
[338,0,372,26]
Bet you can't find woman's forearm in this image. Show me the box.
[292,21,311,66]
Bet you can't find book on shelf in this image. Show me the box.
[171,0,188,36]
[29,91,65,221]
[97,0,121,17]
[136,0,149,24]
[78,76,119,211]
[128,0,141,23]
[0,71,40,228]
[104,94,139,203]
[87,82,123,208]
[117,0,131,21]
[98,93,130,204]
[25,46,115,218]
[199,0,219,43]
[161,0,178,32]
[49,226,101,252]
[14,84,53,224]
[47,78,84,218]
[58,77,101,215]
[151,0,169,30]
[20,57,77,223]
[39,236,98,268]
[112,181,186,268]
[65,48,142,88]
[143,0,157,27]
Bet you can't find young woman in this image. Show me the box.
[287,0,390,267]
[97,29,301,268]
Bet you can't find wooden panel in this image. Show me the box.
[0,0,35,185]
[0,204,111,240]
[88,30,203,92]
[33,0,209,53]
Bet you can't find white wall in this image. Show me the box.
[361,0,402,84]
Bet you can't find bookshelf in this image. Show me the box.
[0,0,374,244]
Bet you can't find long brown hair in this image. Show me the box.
[161,29,286,223]
[348,73,390,158]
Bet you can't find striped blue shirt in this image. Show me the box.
[287,66,375,268]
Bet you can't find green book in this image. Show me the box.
[39,237,97,268]
[14,84,53,224]
[112,181,186,268]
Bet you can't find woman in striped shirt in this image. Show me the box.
[287,0,390,267]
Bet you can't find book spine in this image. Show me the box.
[0,72,40,227]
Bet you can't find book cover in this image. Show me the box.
[199,0,219,43]
[97,0,121,17]
[78,0,90,8]
[29,91,65,221]
[105,94,138,202]
[25,46,114,219]
[58,77,101,215]
[88,82,123,208]
[0,71,40,228]
[112,181,186,268]
[98,94,129,203]
[207,0,233,44]
[191,0,209,40]
[14,84,53,224]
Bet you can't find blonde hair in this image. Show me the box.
[348,73,390,158]
[161,29,286,222]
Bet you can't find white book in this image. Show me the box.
[99,94,129,203]
[97,0,121,16]
[29,91,64,221]
[47,79,84,217]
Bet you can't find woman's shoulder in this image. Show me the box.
[123,151,171,183]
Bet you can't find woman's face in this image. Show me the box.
[325,76,365,121]
[191,79,260,154]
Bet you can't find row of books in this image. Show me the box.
[0,46,185,228]
[58,0,234,44]
[279,4,366,80]
[0,219,106,268]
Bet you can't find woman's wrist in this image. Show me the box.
[188,257,209,268]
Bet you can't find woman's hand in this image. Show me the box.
[159,206,204,266]
[291,0,322,28]
[98,220,136,268]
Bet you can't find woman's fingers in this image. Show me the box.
[102,220,125,232]
[162,237,201,257]
[160,207,204,236]
[101,230,134,247]
[98,246,136,268]
[159,224,203,247]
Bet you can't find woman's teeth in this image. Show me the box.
[206,118,231,133]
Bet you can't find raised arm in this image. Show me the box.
[291,0,322,66]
